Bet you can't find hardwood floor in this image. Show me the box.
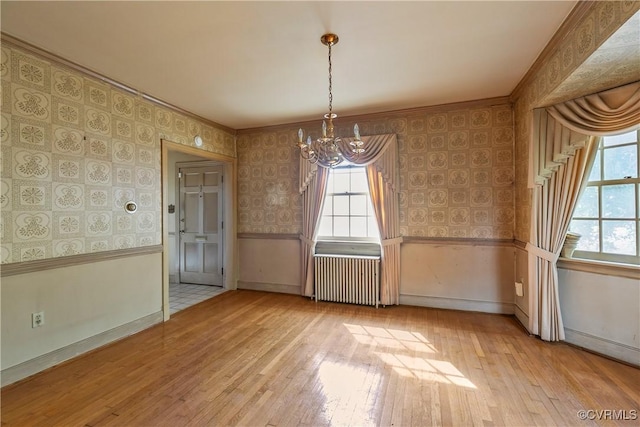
[2,290,639,426]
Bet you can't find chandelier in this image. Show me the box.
[296,33,365,168]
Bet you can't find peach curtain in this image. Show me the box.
[527,137,598,341]
[345,134,402,305]
[299,162,329,297]
[366,165,402,305]
[528,80,640,341]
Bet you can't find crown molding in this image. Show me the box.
[510,1,601,103]
[1,33,236,136]
[237,96,512,135]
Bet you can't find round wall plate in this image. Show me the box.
[124,201,138,214]
[194,135,203,147]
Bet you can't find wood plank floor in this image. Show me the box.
[2,290,639,426]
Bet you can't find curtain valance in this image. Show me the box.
[299,134,397,193]
[529,81,640,187]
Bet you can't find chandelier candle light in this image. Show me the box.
[297,33,365,168]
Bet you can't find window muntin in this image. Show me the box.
[318,164,380,241]
[570,129,640,264]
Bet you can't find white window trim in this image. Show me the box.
[570,129,640,266]
[317,164,380,243]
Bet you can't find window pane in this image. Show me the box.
[589,150,601,181]
[351,169,368,193]
[326,172,334,193]
[603,145,637,180]
[602,220,636,255]
[333,170,350,193]
[603,132,637,147]
[318,164,377,241]
[322,197,333,216]
[334,217,349,237]
[351,195,367,216]
[334,196,349,215]
[602,184,635,218]
[368,219,380,239]
[574,186,598,218]
[318,217,332,236]
[570,219,599,252]
[350,217,367,237]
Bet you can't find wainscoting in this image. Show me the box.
[239,234,515,313]
[558,266,640,366]
[400,238,515,314]
[1,248,163,386]
[237,233,302,295]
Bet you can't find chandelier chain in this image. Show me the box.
[328,42,333,115]
[296,33,364,168]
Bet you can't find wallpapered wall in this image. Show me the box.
[512,1,639,242]
[238,101,515,239]
[0,41,235,264]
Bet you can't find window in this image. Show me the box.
[570,129,640,264]
[318,164,379,241]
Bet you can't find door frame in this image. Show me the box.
[175,161,224,285]
[161,139,238,321]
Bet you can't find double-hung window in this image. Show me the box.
[570,129,640,264]
[317,164,379,242]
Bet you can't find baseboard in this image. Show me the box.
[169,274,177,284]
[237,281,301,295]
[564,328,640,367]
[1,311,164,387]
[514,303,530,332]
[399,293,515,314]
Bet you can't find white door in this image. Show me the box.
[178,165,223,285]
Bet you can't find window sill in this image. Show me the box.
[315,240,381,257]
[557,257,640,280]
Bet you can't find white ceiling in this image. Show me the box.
[1,1,578,130]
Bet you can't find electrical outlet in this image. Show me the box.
[32,312,44,328]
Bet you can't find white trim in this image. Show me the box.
[514,304,530,332]
[399,293,514,314]
[0,311,163,387]
[558,257,640,280]
[0,245,162,277]
[237,281,301,295]
[564,327,640,367]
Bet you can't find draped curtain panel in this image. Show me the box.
[298,134,401,304]
[527,138,598,340]
[299,162,329,297]
[346,134,401,305]
[528,80,640,341]
[366,166,402,305]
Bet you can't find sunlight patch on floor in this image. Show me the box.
[343,323,477,389]
[316,361,380,426]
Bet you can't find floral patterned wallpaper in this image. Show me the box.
[512,1,639,242]
[238,101,515,239]
[0,41,235,264]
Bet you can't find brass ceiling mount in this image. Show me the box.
[320,33,339,47]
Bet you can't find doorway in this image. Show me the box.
[161,140,237,320]
[177,163,223,286]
